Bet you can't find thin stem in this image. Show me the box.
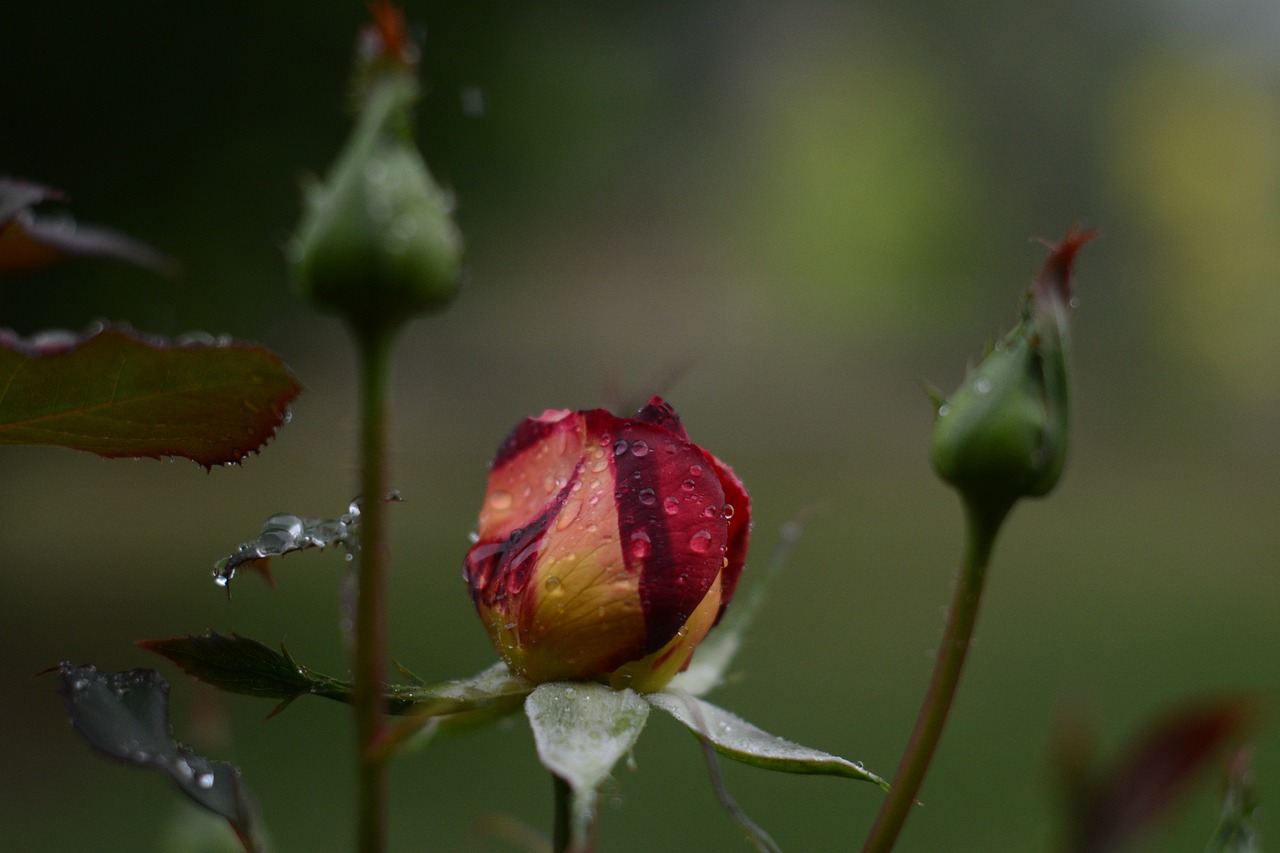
[552,774,572,853]
[861,497,1011,853]
[353,326,396,853]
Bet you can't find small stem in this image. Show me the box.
[353,326,396,853]
[552,774,572,853]
[861,497,1011,853]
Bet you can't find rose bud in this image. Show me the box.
[289,3,462,339]
[463,397,750,693]
[930,226,1097,513]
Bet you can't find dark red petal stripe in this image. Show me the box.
[597,408,726,654]
[463,468,581,608]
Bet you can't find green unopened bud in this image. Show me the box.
[289,5,462,339]
[930,227,1096,513]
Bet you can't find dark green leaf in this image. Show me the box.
[55,663,262,853]
[141,632,533,719]
[0,325,301,466]
[139,633,351,712]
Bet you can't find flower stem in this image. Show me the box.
[861,497,1011,853]
[553,774,570,853]
[353,326,396,853]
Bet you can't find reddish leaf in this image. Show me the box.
[0,176,175,275]
[1062,698,1256,853]
[0,325,301,466]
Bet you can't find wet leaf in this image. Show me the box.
[646,690,889,789]
[140,632,533,719]
[0,325,300,466]
[55,663,262,853]
[0,176,174,274]
[211,499,366,591]
[525,682,650,850]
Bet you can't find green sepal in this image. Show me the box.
[525,682,650,849]
[647,690,888,789]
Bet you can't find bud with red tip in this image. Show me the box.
[930,227,1097,511]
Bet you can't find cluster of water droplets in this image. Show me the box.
[212,494,401,588]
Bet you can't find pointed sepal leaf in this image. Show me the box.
[525,682,650,848]
[55,663,262,852]
[0,325,300,466]
[646,691,888,789]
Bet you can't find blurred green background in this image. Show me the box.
[3,2,1279,851]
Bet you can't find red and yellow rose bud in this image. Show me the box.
[463,397,750,693]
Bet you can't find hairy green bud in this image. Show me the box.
[931,228,1096,511]
[289,7,462,339]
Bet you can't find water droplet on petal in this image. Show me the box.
[630,530,651,559]
[630,440,649,457]
[722,504,735,519]
[689,464,703,477]
[488,490,512,510]
[545,576,561,590]
[197,773,215,789]
[557,500,582,530]
[681,479,696,492]
[663,496,680,515]
[689,530,713,553]
[613,439,629,456]
[638,488,656,506]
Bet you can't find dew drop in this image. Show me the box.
[630,440,649,457]
[689,530,713,553]
[638,488,657,506]
[681,479,696,492]
[973,378,992,395]
[722,504,735,519]
[702,505,717,519]
[689,464,703,477]
[937,404,951,417]
[488,490,513,510]
[545,576,561,590]
[663,496,680,515]
[630,530,651,559]
[613,439,629,456]
[557,500,582,531]
[197,773,215,789]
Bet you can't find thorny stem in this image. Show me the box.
[353,326,396,853]
[861,497,1010,853]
